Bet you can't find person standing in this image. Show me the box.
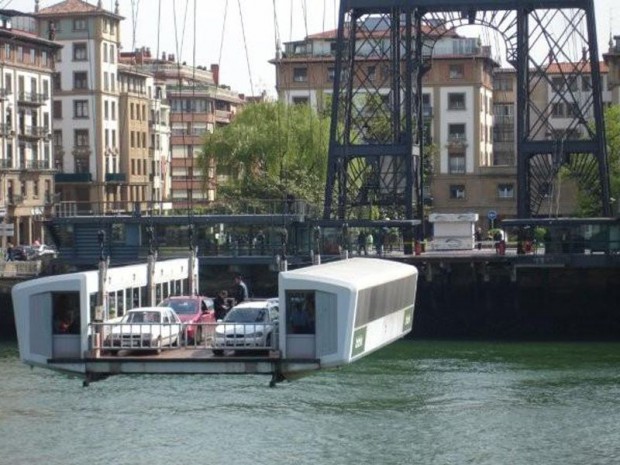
[6,242,13,261]
[214,290,229,320]
[232,274,249,304]
[475,227,483,250]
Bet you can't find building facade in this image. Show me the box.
[122,48,245,209]
[0,9,61,249]
[35,0,123,215]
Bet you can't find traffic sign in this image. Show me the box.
[487,210,497,220]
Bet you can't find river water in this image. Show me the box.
[1,339,619,465]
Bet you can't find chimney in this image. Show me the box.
[547,50,555,65]
[168,54,175,62]
[161,51,166,61]
[146,47,151,58]
[582,46,588,62]
[210,64,220,86]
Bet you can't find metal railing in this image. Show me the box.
[89,321,280,354]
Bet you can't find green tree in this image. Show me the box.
[199,101,330,213]
[577,105,620,216]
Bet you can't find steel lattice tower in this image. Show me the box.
[323,0,612,227]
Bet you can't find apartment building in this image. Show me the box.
[0,9,61,248]
[273,28,507,222]
[604,35,620,103]
[35,0,122,214]
[122,48,245,209]
[274,25,618,224]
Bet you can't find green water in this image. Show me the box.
[0,340,619,465]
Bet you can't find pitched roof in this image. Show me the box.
[545,61,609,74]
[37,0,122,18]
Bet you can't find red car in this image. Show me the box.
[158,296,215,344]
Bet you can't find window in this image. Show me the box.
[293,67,308,82]
[449,64,464,79]
[498,183,514,199]
[73,72,87,89]
[73,18,87,30]
[292,96,309,105]
[367,65,376,81]
[103,72,109,91]
[53,130,62,147]
[53,100,62,119]
[52,72,61,91]
[103,43,108,62]
[494,76,513,91]
[327,67,335,81]
[104,101,109,120]
[73,43,87,61]
[111,101,116,120]
[448,152,466,174]
[447,93,466,110]
[448,123,466,142]
[109,44,115,63]
[74,129,89,146]
[582,76,592,91]
[73,100,88,118]
[449,184,466,199]
[4,73,11,92]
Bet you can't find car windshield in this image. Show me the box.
[161,299,198,315]
[122,311,161,323]
[224,307,267,323]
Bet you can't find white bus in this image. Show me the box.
[278,257,417,378]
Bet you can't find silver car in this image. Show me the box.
[213,299,279,355]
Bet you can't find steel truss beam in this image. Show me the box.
[323,0,611,227]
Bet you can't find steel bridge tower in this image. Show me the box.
[323,0,612,233]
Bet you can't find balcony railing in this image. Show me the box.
[55,172,93,183]
[0,159,13,169]
[8,195,24,205]
[19,125,48,138]
[447,134,467,144]
[0,88,11,99]
[0,124,13,136]
[72,146,91,155]
[18,92,47,105]
[25,159,53,170]
[105,173,127,183]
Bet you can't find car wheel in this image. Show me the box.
[155,337,162,354]
[212,349,224,356]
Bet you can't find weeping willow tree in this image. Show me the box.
[199,101,330,214]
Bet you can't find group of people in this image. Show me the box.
[213,274,249,320]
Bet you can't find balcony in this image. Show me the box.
[55,172,92,183]
[18,91,47,105]
[0,158,13,169]
[19,125,48,139]
[45,192,61,205]
[0,88,11,99]
[72,146,91,156]
[25,159,53,170]
[0,124,14,137]
[105,173,127,183]
[447,134,467,145]
[8,195,24,205]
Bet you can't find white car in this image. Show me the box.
[213,299,279,355]
[104,306,182,355]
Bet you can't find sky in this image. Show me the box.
[5,0,620,97]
